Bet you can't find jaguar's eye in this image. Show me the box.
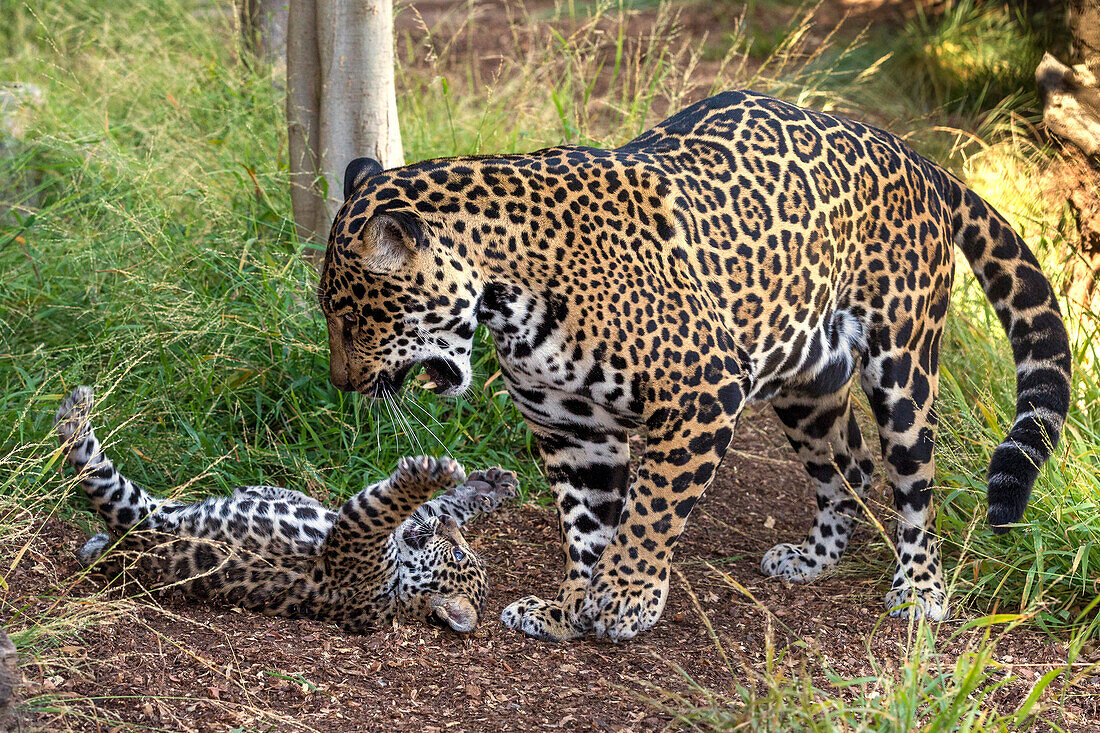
[342,312,356,325]
[453,548,465,562]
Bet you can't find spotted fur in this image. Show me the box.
[55,387,516,633]
[318,90,1071,641]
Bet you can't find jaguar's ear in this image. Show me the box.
[355,211,428,271]
[343,157,383,200]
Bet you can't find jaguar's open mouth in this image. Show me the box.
[422,357,463,394]
[372,363,415,397]
[402,523,428,550]
[366,357,463,398]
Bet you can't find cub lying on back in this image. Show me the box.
[55,386,515,633]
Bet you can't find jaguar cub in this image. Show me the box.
[55,386,515,633]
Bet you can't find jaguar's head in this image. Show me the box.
[318,157,481,399]
[395,514,488,634]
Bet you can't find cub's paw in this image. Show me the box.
[455,467,518,513]
[55,386,95,445]
[885,586,948,621]
[760,542,824,583]
[76,532,113,568]
[582,565,669,642]
[500,595,583,642]
[393,455,466,492]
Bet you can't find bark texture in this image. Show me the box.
[0,628,23,732]
[1037,0,1100,309]
[1037,52,1100,156]
[239,0,289,63]
[1062,161,1100,310]
[0,81,44,224]
[287,0,404,265]
[1068,0,1100,74]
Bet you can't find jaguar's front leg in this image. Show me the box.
[582,389,741,641]
[500,426,630,641]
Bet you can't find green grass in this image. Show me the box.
[890,0,1057,119]
[0,0,540,516]
[936,274,1100,633]
[2,0,1100,727]
[648,572,1091,732]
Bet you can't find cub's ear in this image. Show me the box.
[356,211,428,271]
[343,157,383,200]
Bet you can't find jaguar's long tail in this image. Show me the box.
[55,387,165,533]
[930,165,1072,533]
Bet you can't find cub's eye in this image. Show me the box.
[342,312,356,325]
[452,548,466,562]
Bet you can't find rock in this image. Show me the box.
[1036,53,1100,156]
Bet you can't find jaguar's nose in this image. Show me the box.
[331,376,356,392]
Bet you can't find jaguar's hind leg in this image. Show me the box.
[762,382,876,581]
[861,330,947,620]
[76,531,129,579]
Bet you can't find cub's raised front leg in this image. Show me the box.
[410,467,518,527]
[323,455,466,560]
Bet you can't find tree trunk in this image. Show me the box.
[0,628,22,732]
[1037,0,1100,310]
[1036,0,1100,157]
[239,0,289,64]
[1068,0,1100,76]
[287,0,324,258]
[287,0,404,266]
[1036,53,1100,156]
[1,82,44,226]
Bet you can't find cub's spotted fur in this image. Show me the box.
[318,90,1071,641]
[55,387,516,633]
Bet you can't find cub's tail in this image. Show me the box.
[930,165,1072,533]
[55,387,163,533]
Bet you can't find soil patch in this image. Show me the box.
[3,407,1093,732]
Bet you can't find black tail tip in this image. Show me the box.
[988,502,1024,535]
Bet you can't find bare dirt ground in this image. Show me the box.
[4,407,1097,732]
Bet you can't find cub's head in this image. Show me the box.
[318,157,481,399]
[395,514,488,634]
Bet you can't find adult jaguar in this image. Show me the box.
[317,90,1071,642]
